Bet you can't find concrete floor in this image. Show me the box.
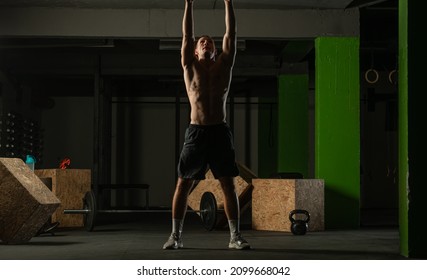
[0,213,404,260]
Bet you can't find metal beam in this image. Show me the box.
[0,8,359,38]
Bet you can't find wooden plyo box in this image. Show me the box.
[252,179,324,232]
[35,169,91,228]
[0,158,61,244]
[187,162,256,228]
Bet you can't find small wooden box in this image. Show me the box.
[252,179,324,232]
[35,169,91,228]
[187,177,250,210]
[187,162,256,228]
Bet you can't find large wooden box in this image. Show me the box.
[252,179,324,232]
[0,158,61,244]
[35,169,91,228]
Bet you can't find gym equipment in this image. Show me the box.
[64,190,220,232]
[0,158,60,244]
[289,209,310,235]
[199,192,217,231]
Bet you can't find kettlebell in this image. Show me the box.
[289,209,310,235]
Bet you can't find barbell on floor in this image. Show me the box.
[63,191,220,232]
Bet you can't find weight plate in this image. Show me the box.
[199,192,217,231]
[83,191,97,232]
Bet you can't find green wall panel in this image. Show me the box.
[399,0,427,258]
[315,37,360,229]
[398,0,409,257]
[277,75,309,178]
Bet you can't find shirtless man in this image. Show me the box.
[163,0,250,250]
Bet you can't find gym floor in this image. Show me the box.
[0,213,404,260]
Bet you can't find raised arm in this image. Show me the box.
[181,0,195,68]
[221,0,237,66]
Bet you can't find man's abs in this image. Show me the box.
[188,91,227,125]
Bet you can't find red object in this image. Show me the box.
[59,158,71,169]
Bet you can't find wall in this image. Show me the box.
[40,94,261,207]
[0,74,44,164]
[360,70,398,225]
[40,97,93,170]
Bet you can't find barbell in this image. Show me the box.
[64,191,219,232]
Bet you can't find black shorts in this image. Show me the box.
[177,123,239,180]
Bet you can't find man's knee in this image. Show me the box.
[218,177,236,193]
[176,178,194,192]
[218,176,234,184]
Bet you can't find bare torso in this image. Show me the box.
[183,56,232,125]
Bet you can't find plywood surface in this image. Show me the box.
[252,179,324,232]
[188,162,256,228]
[35,169,91,227]
[0,158,60,244]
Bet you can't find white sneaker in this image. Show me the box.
[162,233,183,250]
[228,233,251,250]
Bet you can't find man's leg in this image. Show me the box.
[163,177,194,249]
[218,177,250,250]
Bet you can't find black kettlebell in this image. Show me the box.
[289,209,310,235]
